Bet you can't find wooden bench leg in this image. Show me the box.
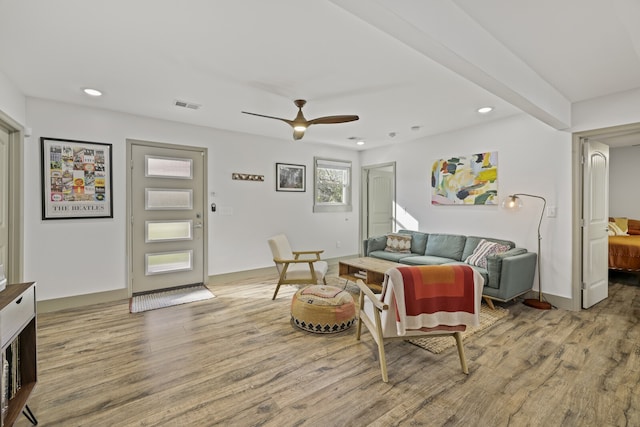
[483,296,495,310]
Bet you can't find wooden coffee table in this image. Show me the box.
[338,257,403,292]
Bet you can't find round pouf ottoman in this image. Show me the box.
[291,285,356,333]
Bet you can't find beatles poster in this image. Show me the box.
[41,137,113,219]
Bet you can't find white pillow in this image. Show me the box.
[608,222,628,236]
[465,239,510,269]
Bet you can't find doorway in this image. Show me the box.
[0,111,24,284]
[360,162,395,247]
[127,139,208,294]
[572,122,640,310]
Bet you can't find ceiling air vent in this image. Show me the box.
[174,100,201,110]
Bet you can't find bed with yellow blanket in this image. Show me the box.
[608,217,640,271]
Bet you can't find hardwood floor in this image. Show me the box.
[15,271,640,426]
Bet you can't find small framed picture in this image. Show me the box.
[276,163,305,192]
[41,137,113,219]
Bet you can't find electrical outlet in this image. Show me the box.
[547,206,557,218]
[336,241,342,248]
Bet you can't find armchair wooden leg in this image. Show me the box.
[483,296,495,310]
[454,331,469,374]
[376,339,389,383]
[272,283,282,300]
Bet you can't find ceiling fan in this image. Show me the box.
[242,99,359,140]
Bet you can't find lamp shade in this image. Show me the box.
[501,194,523,210]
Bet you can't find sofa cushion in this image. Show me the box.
[400,255,455,266]
[366,235,388,255]
[398,230,429,255]
[368,250,411,263]
[465,239,510,268]
[384,233,412,253]
[462,236,515,261]
[424,234,466,261]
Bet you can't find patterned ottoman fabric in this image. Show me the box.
[291,285,356,333]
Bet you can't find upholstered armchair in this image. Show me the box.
[267,234,328,300]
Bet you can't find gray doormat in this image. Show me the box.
[129,285,215,313]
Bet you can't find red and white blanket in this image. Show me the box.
[381,265,484,335]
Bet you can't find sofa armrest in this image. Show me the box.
[485,248,525,288]
[487,251,537,300]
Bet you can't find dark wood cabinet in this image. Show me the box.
[1,283,36,427]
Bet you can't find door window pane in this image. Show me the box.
[146,221,193,242]
[145,155,193,179]
[145,250,193,275]
[145,189,193,210]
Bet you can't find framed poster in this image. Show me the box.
[276,163,305,192]
[41,137,113,219]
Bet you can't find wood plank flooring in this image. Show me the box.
[15,271,640,426]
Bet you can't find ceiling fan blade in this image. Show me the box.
[243,100,358,141]
[307,115,359,125]
[241,111,294,126]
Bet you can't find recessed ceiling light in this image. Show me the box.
[477,106,493,114]
[356,140,365,146]
[83,88,103,97]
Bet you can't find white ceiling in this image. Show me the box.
[1,0,640,150]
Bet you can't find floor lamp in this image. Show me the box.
[502,193,552,310]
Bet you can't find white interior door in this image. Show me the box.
[582,138,609,308]
[362,164,395,240]
[130,143,206,294]
[368,167,394,237]
[0,127,8,273]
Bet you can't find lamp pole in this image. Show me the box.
[509,193,552,310]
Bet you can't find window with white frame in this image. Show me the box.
[313,157,352,213]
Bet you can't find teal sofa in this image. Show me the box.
[363,230,537,307]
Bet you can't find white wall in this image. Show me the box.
[609,145,640,219]
[360,114,573,299]
[9,80,640,305]
[0,71,26,126]
[25,98,360,301]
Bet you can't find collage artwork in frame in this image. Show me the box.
[41,137,113,219]
[431,151,498,205]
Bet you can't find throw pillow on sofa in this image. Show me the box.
[384,233,412,253]
[465,239,509,269]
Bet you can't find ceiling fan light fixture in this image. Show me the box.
[293,124,307,132]
[83,88,102,97]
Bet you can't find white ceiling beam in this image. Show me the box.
[331,0,571,130]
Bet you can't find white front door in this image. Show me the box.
[130,142,207,294]
[0,126,8,273]
[582,138,609,308]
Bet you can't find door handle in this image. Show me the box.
[194,223,203,229]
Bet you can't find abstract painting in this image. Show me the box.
[431,152,498,205]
